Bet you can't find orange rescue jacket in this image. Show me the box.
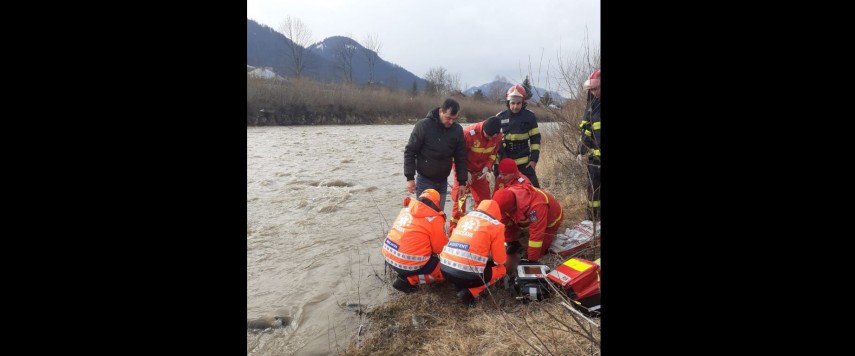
[440,200,507,274]
[382,199,448,272]
[500,185,564,260]
[496,171,533,190]
[459,121,503,173]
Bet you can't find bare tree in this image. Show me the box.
[549,26,600,173]
[555,27,600,107]
[448,73,462,94]
[361,33,382,84]
[424,67,448,96]
[488,75,509,103]
[279,15,313,78]
[424,67,463,97]
[334,34,357,83]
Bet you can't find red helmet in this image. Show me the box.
[583,69,601,90]
[506,85,526,101]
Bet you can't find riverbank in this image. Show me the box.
[341,128,601,355]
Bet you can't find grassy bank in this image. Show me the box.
[341,128,600,355]
[246,76,563,126]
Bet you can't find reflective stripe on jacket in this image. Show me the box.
[500,185,564,260]
[460,120,502,173]
[441,201,507,275]
[496,108,540,163]
[382,199,448,270]
[578,96,601,158]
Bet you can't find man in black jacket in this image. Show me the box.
[404,98,468,213]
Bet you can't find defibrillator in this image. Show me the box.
[514,262,551,302]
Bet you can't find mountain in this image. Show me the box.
[307,36,428,90]
[247,20,311,77]
[464,78,566,104]
[247,19,426,91]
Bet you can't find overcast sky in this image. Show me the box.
[247,0,599,92]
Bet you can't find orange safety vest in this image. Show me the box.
[440,200,507,274]
[382,199,447,272]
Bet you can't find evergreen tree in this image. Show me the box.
[539,92,553,106]
[411,80,418,97]
[522,76,533,100]
[473,89,485,101]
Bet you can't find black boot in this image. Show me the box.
[457,289,475,306]
[392,277,417,293]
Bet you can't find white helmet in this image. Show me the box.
[506,85,526,101]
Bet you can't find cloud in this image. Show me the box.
[247,0,599,92]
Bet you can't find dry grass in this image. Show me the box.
[536,127,590,227]
[343,136,600,355]
[246,75,554,126]
[344,251,600,355]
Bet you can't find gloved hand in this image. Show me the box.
[477,166,489,180]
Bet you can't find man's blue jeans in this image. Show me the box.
[415,174,449,212]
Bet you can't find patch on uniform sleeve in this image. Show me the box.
[469,129,476,136]
[527,210,538,222]
[517,177,524,183]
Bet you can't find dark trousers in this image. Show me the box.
[415,175,448,212]
[519,164,540,188]
[389,255,440,278]
[440,260,495,291]
[585,158,601,220]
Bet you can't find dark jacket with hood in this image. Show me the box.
[404,108,468,185]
